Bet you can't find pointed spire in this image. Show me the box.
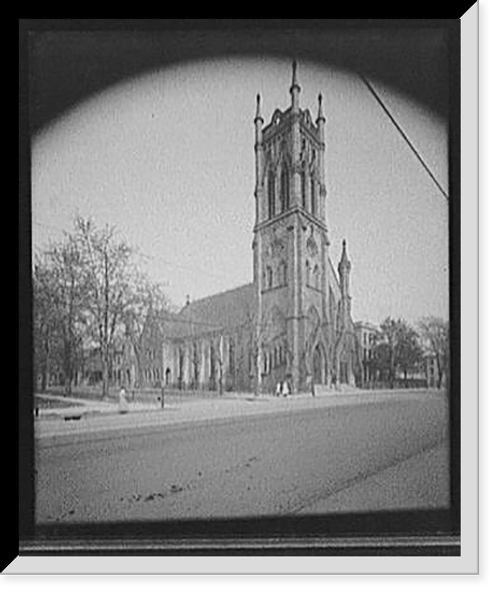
[292,60,298,87]
[254,93,263,146]
[290,59,301,112]
[339,239,351,269]
[290,59,301,93]
[338,239,352,303]
[254,93,263,122]
[317,92,325,122]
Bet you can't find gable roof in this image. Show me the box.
[163,282,256,340]
[327,255,341,296]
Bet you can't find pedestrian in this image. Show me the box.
[282,380,290,398]
[307,374,315,397]
[332,372,338,391]
[119,386,129,414]
[275,381,282,397]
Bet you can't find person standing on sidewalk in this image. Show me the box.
[332,371,338,391]
[307,374,315,397]
[282,380,290,398]
[119,386,129,414]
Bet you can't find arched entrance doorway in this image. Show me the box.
[312,344,326,385]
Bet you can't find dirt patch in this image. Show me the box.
[36,397,84,410]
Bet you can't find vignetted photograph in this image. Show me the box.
[18,19,469,565]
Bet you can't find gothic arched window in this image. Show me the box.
[266,266,273,289]
[268,170,276,219]
[209,344,217,380]
[178,348,184,386]
[329,288,336,332]
[228,339,235,377]
[192,343,199,385]
[305,260,311,286]
[301,169,307,209]
[278,260,287,286]
[310,178,317,216]
[313,265,320,289]
[280,162,290,212]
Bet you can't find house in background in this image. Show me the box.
[354,321,379,387]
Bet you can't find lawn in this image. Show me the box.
[35,397,81,410]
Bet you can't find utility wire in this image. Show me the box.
[135,250,229,284]
[358,73,449,201]
[32,219,232,284]
[32,219,249,327]
[139,310,248,331]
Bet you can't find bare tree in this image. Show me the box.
[372,341,392,385]
[33,259,60,392]
[33,241,88,395]
[125,275,171,388]
[242,305,270,396]
[379,317,401,388]
[74,218,136,397]
[418,316,449,389]
[394,320,424,386]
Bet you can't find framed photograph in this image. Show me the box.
[14,14,478,574]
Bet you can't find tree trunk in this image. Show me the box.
[132,342,144,388]
[435,353,442,389]
[41,344,49,392]
[63,339,73,396]
[102,351,109,397]
[64,375,72,397]
[41,368,47,392]
[41,334,50,391]
[253,352,261,397]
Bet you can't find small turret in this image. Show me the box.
[338,239,352,297]
[290,60,301,113]
[254,93,265,224]
[316,92,325,142]
[338,240,352,330]
[316,92,325,122]
[254,93,263,144]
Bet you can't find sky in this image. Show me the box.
[31,56,449,327]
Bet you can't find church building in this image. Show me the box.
[159,62,360,394]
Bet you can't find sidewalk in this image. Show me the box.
[34,388,444,440]
[35,385,435,416]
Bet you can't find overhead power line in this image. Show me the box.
[32,219,232,284]
[135,250,229,284]
[358,73,449,201]
[32,221,245,330]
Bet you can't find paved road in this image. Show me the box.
[35,391,448,523]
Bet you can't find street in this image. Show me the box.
[35,390,449,523]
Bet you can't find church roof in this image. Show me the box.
[164,282,256,339]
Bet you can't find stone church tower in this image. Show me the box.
[148,61,359,396]
[252,61,357,392]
